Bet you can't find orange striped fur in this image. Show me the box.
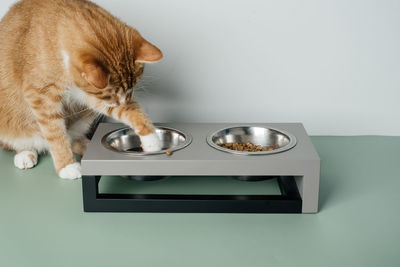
[0,0,162,178]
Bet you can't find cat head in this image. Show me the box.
[77,38,163,106]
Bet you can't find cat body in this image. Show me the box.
[0,0,163,178]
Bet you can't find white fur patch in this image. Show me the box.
[14,151,38,169]
[1,136,48,153]
[67,117,94,141]
[139,132,162,152]
[59,162,81,179]
[105,103,117,108]
[61,50,70,69]
[63,85,95,141]
[64,85,87,106]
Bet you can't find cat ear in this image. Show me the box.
[81,59,109,89]
[135,40,163,63]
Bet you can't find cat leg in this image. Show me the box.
[102,102,162,152]
[66,110,98,156]
[71,138,90,156]
[26,86,81,179]
[14,150,38,170]
[40,119,81,179]
[58,162,81,179]
[138,132,162,152]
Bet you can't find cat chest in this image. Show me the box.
[63,85,88,107]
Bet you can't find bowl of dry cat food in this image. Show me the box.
[207,126,297,155]
[102,126,192,156]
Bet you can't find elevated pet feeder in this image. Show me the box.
[81,123,320,213]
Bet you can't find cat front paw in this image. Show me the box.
[14,151,38,169]
[59,162,82,179]
[139,132,162,152]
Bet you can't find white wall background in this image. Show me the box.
[1,0,399,135]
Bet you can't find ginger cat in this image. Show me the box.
[0,0,163,179]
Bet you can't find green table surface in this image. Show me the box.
[0,136,399,267]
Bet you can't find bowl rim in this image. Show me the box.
[101,126,193,156]
[206,125,297,155]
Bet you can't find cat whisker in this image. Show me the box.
[141,77,161,82]
[134,85,148,93]
[62,107,91,119]
[142,75,160,79]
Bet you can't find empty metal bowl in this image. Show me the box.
[207,126,297,155]
[102,126,192,156]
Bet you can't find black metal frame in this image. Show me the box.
[82,176,302,213]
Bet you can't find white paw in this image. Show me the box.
[139,132,162,152]
[14,151,38,170]
[59,162,82,179]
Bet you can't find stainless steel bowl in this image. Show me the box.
[207,126,297,155]
[102,126,192,156]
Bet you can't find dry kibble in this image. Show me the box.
[219,142,278,152]
[166,150,173,156]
